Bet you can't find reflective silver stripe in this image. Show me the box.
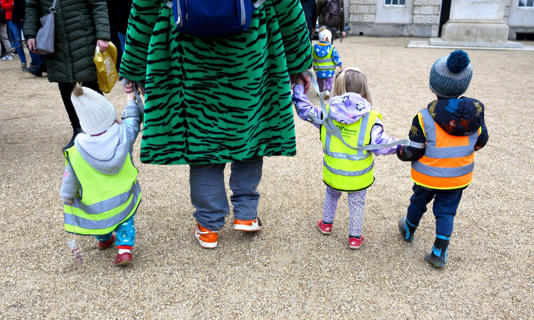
[72,182,140,214]
[323,147,370,161]
[313,58,334,64]
[254,0,266,8]
[64,183,141,230]
[313,65,336,70]
[323,159,374,176]
[357,114,369,158]
[240,0,246,25]
[408,140,425,149]
[412,161,474,178]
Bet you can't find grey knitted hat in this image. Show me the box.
[429,50,473,98]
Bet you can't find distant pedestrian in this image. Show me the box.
[312,28,341,99]
[24,0,111,150]
[1,0,27,70]
[317,0,345,41]
[396,50,489,268]
[292,67,399,249]
[61,82,143,266]
[0,7,14,60]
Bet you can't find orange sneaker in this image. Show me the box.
[194,223,218,249]
[233,217,262,232]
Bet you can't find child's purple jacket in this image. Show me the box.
[292,84,397,155]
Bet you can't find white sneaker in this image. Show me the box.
[324,90,330,99]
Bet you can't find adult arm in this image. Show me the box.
[119,0,160,82]
[397,114,426,161]
[87,0,111,41]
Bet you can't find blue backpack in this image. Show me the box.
[172,0,265,37]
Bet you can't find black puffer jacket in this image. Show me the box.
[24,0,110,83]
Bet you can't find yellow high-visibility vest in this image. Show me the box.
[63,146,141,235]
[321,106,381,191]
[313,44,335,72]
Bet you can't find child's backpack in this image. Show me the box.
[324,0,343,27]
[171,0,265,37]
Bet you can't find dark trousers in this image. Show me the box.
[406,184,463,236]
[58,81,102,130]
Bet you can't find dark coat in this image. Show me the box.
[12,0,24,22]
[24,0,110,83]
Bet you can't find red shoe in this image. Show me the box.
[114,252,132,266]
[194,223,218,249]
[97,234,115,250]
[233,217,262,232]
[317,220,333,235]
[349,236,365,249]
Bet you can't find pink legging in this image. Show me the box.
[323,186,366,237]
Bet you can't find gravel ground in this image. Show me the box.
[0,37,533,319]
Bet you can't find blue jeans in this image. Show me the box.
[94,214,135,249]
[190,158,263,231]
[406,184,463,236]
[7,20,26,64]
[117,31,126,52]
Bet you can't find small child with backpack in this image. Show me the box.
[312,28,342,99]
[396,50,488,268]
[60,82,143,266]
[292,68,400,249]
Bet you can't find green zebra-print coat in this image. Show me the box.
[120,0,312,164]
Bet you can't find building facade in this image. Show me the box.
[345,0,534,40]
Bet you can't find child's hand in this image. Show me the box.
[62,198,74,205]
[123,80,136,101]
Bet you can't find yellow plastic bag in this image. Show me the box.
[93,42,119,94]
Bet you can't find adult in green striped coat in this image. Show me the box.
[120,0,312,248]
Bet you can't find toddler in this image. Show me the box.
[312,28,342,99]
[61,82,143,266]
[396,50,488,268]
[292,68,398,249]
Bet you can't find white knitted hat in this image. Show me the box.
[71,84,116,135]
[319,29,332,42]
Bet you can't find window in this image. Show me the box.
[385,0,406,5]
[518,0,534,7]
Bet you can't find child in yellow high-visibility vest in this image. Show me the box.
[60,82,143,266]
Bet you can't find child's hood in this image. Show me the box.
[328,92,372,124]
[314,42,332,58]
[73,123,131,175]
[428,97,484,136]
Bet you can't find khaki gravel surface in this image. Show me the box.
[0,37,533,319]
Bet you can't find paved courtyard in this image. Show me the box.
[0,37,533,318]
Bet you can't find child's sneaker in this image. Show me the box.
[317,219,333,235]
[194,223,218,249]
[233,217,262,232]
[398,217,415,242]
[348,236,364,249]
[97,234,115,250]
[324,90,330,99]
[114,251,132,266]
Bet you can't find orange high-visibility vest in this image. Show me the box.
[411,108,480,190]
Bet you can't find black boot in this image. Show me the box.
[63,128,82,151]
[398,217,417,243]
[424,235,450,268]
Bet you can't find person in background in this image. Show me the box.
[24,0,110,150]
[312,28,341,99]
[1,0,27,70]
[300,0,317,41]
[317,0,345,42]
[0,7,14,60]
